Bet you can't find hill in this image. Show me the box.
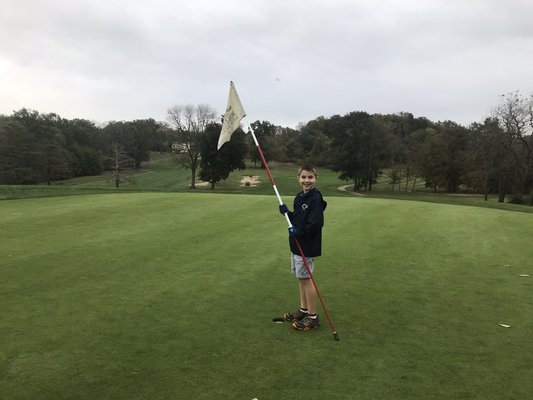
[1,152,532,214]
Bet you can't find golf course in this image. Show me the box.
[1,160,532,400]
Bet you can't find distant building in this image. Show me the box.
[171,143,189,153]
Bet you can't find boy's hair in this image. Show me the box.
[298,165,318,177]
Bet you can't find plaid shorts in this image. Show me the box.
[291,253,315,279]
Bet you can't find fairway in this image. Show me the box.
[1,193,532,400]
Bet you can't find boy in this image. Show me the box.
[279,165,327,331]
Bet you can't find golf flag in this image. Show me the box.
[217,81,246,150]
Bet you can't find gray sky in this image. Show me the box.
[1,0,532,128]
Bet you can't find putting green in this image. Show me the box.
[1,193,532,399]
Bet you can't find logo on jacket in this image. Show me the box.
[301,203,308,211]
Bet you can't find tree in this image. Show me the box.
[441,122,470,192]
[418,122,470,193]
[62,118,100,148]
[389,167,401,191]
[199,123,247,189]
[12,109,73,184]
[469,118,506,200]
[151,123,174,153]
[419,129,448,193]
[2,110,106,183]
[297,117,331,166]
[249,120,277,167]
[327,112,392,191]
[360,115,393,191]
[108,142,134,188]
[385,113,433,191]
[403,129,428,191]
[277,126,302,163]
[69,145,103,177]
[101,120,156,170]
[0,117,41,184]
[128,119,161,168]
[493,91,533,201]
[62,119,104,177]
[167,104,217,188]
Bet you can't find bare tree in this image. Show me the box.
[493,91,533,200]
[109,142,134,188]
[167,104,217,188]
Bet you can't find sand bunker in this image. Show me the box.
[240,175,261,187]
[193,175,262,187]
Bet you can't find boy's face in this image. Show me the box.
[297,169,317,193]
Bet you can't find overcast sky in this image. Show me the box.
[1,0,532,128]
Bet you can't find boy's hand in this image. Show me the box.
[288,226,302,237]
[279,204,289,214]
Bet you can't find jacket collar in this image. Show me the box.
[299,188,316,197]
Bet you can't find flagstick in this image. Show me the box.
[246,119,340,341]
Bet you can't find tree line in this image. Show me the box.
[1,92,532,203]
[0,109,166,187]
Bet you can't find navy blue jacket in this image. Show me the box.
[287,188,327,257]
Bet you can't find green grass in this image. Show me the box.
[1,193,532,399]
[2,153,532,215]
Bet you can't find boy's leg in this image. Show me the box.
[285,254,318,325]
[292,254,316,310]
[283,280,308,322]
[293,277,320,330]
[299,278,317,315]
[283,260,309,321]
[298,279,308,310]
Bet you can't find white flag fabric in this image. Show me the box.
[217,81,246,150]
